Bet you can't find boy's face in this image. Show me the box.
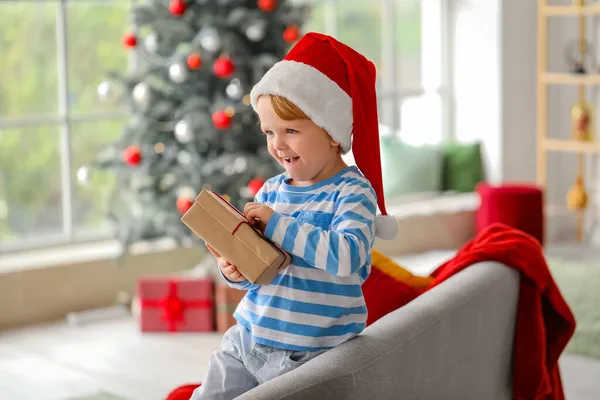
[257,95,343,186]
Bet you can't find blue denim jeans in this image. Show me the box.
[190,324,327,400]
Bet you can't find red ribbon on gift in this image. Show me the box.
[140,280,213,332]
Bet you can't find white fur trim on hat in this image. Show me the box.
[250,60,353,153]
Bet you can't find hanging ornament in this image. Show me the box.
[133,82,151,107]
[199,28,221,53]
[258,0,277,12]
[213,56,236,79]
[246,21,267,42]
[571,101,594,141]
[144,33,159,53]
[174,119,195,143]
[226,79,243,100]
[122,32,137,49]
[123,145,142,166]
[187,53,203,70]
[567,175,588,211]
[177,150,192,165]
[154,142,165,153]
[283,26,301,43]
[232,156,248,173]
[169,62,188,83]
[212,110,232,130]
[177,186,196,199]
[76,166,90,184]
[97,81,114,102]
[169,0,187,16]
[248,178,265,197]
[239,186,252,199]
[176,196,194,214]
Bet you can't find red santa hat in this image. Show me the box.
[250,32,398,240]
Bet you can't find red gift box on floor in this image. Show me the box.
[138,276,214,332]
[215,281,247,333]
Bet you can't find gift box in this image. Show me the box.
[138,276,214,332]
[215,281,247,333]
[181,189,291,285]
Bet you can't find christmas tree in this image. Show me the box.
[92,0,308,252]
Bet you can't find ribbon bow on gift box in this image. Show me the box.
[141,280,213,332]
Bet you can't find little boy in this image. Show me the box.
[191,32,398,400]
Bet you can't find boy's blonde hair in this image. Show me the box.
[266,95,342,153]
[269,95,309,121]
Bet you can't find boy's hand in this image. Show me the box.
[243,202,274,232]
[205,243,246,283]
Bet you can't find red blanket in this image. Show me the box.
[428,223,576,400]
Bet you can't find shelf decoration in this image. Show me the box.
[571,101,594,141]
[567,174,589,211]
[565,39,597,74]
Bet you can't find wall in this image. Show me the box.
[452,0,594,242]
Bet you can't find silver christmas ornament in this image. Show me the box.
[177,150,192,165]
[246,21,266,42]
[226,79,243,100]
[177,186,196,199]
[169,62,188,83]
[239,186,252,199]
[133,82,151,107]
[174,119,195,143]
[144,33,159,53]
[76,166,90,184]
[199,28,221,53]
[97,81,113,102]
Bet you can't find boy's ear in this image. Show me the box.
[329,137,341,148]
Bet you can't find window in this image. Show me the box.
[1,0,451,251]
[302,0,452,146]
[0,1,133,251]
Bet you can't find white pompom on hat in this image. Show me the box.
[250,32,398,240]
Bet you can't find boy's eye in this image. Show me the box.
[263,130,273,136]
[286,129,297,134]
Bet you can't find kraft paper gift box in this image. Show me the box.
[181,189,291,285]
[137,276,214,332]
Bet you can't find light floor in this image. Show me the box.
[1,244,599,400]
[0,316,599,400]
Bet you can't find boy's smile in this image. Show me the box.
[256,95,347,187]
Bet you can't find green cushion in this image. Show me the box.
[441,141,485,192]
[380,136,443,198]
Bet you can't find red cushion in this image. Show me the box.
[476,182,544,245]
[363,267,425,326]
[165,384,201,400]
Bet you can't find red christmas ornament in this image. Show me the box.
[176,196,194,214]
[213,56,236,79]
[123,145,142,166]
[212,110,232,130]
[283,26,301,43]
[248,178,265,197]
[169,0,187,16]
[122,33,137,49]
[187,54,203,70]
[258,0,277,12]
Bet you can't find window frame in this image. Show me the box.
[0,0,453,253]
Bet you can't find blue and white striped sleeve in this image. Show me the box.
[218,181,272,291]
[263,182,376,277]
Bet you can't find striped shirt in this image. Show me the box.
[225,165,377,351]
